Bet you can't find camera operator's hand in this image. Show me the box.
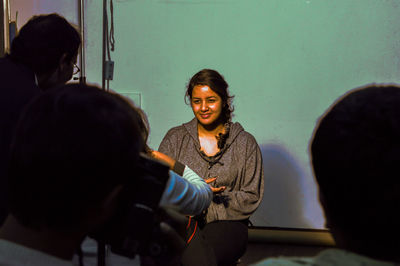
[140,208,187,266]
[150,150,176,170]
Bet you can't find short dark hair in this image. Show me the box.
[9,13,81,76]
[7,84,143,231]
[311,85,400,256]
[186,69,234,123]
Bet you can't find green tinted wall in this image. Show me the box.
[18,0,399,229]
[86,0,400,229]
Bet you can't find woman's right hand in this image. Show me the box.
[205,177,225,193]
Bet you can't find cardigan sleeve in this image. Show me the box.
[207,136,264,222]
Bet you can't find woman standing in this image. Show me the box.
[159,69,264,265]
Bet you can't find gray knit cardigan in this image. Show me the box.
[159,118,264,223]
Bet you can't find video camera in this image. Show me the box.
[90,152,171,259]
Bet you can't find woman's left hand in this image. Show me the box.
[205,177,226,193]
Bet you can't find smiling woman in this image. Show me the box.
[159,69,264,266]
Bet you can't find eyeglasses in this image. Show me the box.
[73,63,80,75]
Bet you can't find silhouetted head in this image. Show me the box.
[7,84,143,232]
[9,13,81,89]
[311,84,400,261]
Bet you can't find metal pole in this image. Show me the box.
[0,0,5,57]
[78,0,86,84]
[101,0,107,90]
[3,0,9,53]
[97,241,106,266]
[98,2,109,264]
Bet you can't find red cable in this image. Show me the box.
[186,216,191,229]
[187,221,197,244]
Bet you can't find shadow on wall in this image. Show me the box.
[250,143,313,229]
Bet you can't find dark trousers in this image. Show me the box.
[182,220,248,266]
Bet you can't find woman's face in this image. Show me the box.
[191,85,223,127]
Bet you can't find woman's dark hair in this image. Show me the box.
[185,69,234,123]
[9,13,81,76]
